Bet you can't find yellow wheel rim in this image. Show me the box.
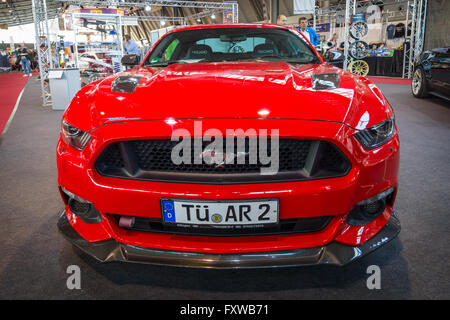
[348,60,369,77]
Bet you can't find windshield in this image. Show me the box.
[143,27,321,67]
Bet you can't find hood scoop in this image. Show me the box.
[111,76,142,93]
[311,72,340,90]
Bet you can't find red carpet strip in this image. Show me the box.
[0,74,29,136]
[367,76,412,85]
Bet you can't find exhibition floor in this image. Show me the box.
[0,77,449,299]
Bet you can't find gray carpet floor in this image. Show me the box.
[0,77,449,299]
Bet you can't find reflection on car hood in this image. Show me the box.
[65,61,393,131]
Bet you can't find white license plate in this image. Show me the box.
[161,199,279,226]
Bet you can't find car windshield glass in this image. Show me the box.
[143,27,321,66]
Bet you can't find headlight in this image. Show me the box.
[354,116,395,149]
[61,120,92,150]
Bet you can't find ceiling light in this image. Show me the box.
[145,5,151,12]
[211,14,216,19]
[197,18,201,22]
[160,20,166,26]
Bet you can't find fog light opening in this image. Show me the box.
[68,198,92,215]
[363,199,385,216]
[347,188,394,226]
[60,186,102,224]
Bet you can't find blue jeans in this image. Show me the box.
[21,58,32,75]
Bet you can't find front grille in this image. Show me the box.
[112,214,334,237]
[95,138,351,184]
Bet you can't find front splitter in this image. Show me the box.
[58,211,400,269]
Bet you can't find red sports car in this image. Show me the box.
[57,24,400,268]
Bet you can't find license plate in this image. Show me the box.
[161,199,279,226]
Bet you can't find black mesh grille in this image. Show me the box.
[97,143,124,169]
[95,138,351,184]
[68,199,91,214]
[129,138,311,173]
[112,214,334,237]
[318,141,349,172]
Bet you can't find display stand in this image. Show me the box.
[48,68,81,111]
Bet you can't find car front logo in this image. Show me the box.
[199,150,248,167]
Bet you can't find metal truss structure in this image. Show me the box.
[342,0,356,71]
[72,9,228,25]
[403,0,428,78]
[32,0,54,106]
[53,0,239,23]
[50,0,238,11]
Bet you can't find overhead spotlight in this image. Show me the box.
[145,5,151,12]
[211,14,216,19]
[160,20,166,26]
[197,18,201,23]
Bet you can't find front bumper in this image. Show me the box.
[58,210,400,269]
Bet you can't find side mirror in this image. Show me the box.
[121,54,139,66]
[324,50,343,64]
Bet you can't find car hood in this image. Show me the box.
[65,61,393,132]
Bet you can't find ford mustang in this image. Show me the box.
[57,24,400,268]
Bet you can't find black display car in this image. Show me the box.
[412,46,450,100]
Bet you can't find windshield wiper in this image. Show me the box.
[145,61,182,67]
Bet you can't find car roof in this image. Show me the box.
[166,23,298,34]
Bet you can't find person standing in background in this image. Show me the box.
[277,15,287,25]
[18,45,32,77]
[297,17,319,47]
[123,34,140,58]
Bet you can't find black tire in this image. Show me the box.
[411,66,429,98]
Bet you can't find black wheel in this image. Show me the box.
[411,66,429,98]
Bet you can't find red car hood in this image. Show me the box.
[65,62,393,132]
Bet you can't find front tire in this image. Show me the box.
[412,67,429,98]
